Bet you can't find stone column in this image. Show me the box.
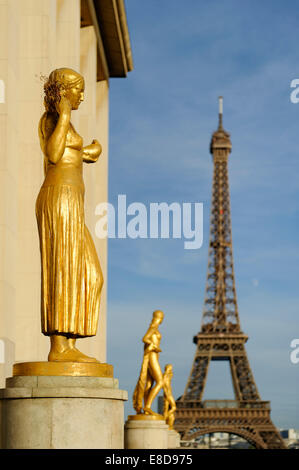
[79,25,108,362]
[124,417,169,449]
[168,429,181,448]
[0,0,19,388]
[0,338,14,384]
[93,79,109,363]
[16,0,58,366]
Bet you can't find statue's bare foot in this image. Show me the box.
[69,347,99,363]
[143,407,161,417]
[48,347,99,363]
[48,335,99,363]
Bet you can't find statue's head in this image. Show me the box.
[44,68,84,112]
[151,310,164,326]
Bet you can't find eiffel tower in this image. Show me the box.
[174,98,286,449]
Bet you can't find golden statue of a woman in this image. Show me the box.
[133,310,164,417]
[36,68,103,363]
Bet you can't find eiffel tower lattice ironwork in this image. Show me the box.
[174,98,286,449]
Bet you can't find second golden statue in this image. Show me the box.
[132,310,177,426]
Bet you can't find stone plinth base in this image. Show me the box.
[125,416,169,449]
[168,429,181,448]
[0,375,127,449]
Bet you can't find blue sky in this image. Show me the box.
[105,0,299,429]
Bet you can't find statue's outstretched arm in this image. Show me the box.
[83,139,102,163]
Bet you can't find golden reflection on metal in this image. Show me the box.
[13,362,113,378]
[35,68,103,364]
[131,310,165,420]
[163,364,176,429]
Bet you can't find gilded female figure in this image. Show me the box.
[133,310,164,416]
[36,68,103,362]
[163,364,176,429]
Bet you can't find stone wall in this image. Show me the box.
[0,0,108,386]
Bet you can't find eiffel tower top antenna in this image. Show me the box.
[218,95,223,129]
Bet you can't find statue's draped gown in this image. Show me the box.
[36,119,103,337]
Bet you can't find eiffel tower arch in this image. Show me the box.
[175,98,286,449]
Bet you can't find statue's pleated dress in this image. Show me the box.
[36,120,103,337]
[133,348,150,412]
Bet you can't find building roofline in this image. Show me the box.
[115,0,134,73]
[81,0,133,81]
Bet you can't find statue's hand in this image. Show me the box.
[83,139,102,163]
[91,139,102,158]
[56,95,72,116]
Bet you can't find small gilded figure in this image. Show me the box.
[133,310,164,417]
[36,68,103,363]
[163,364,176,429]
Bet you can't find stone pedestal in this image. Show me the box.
[125,416,169,449]
[0,375,127,449]
[168,429,181,448]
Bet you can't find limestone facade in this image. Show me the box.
[0,0,132,385]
